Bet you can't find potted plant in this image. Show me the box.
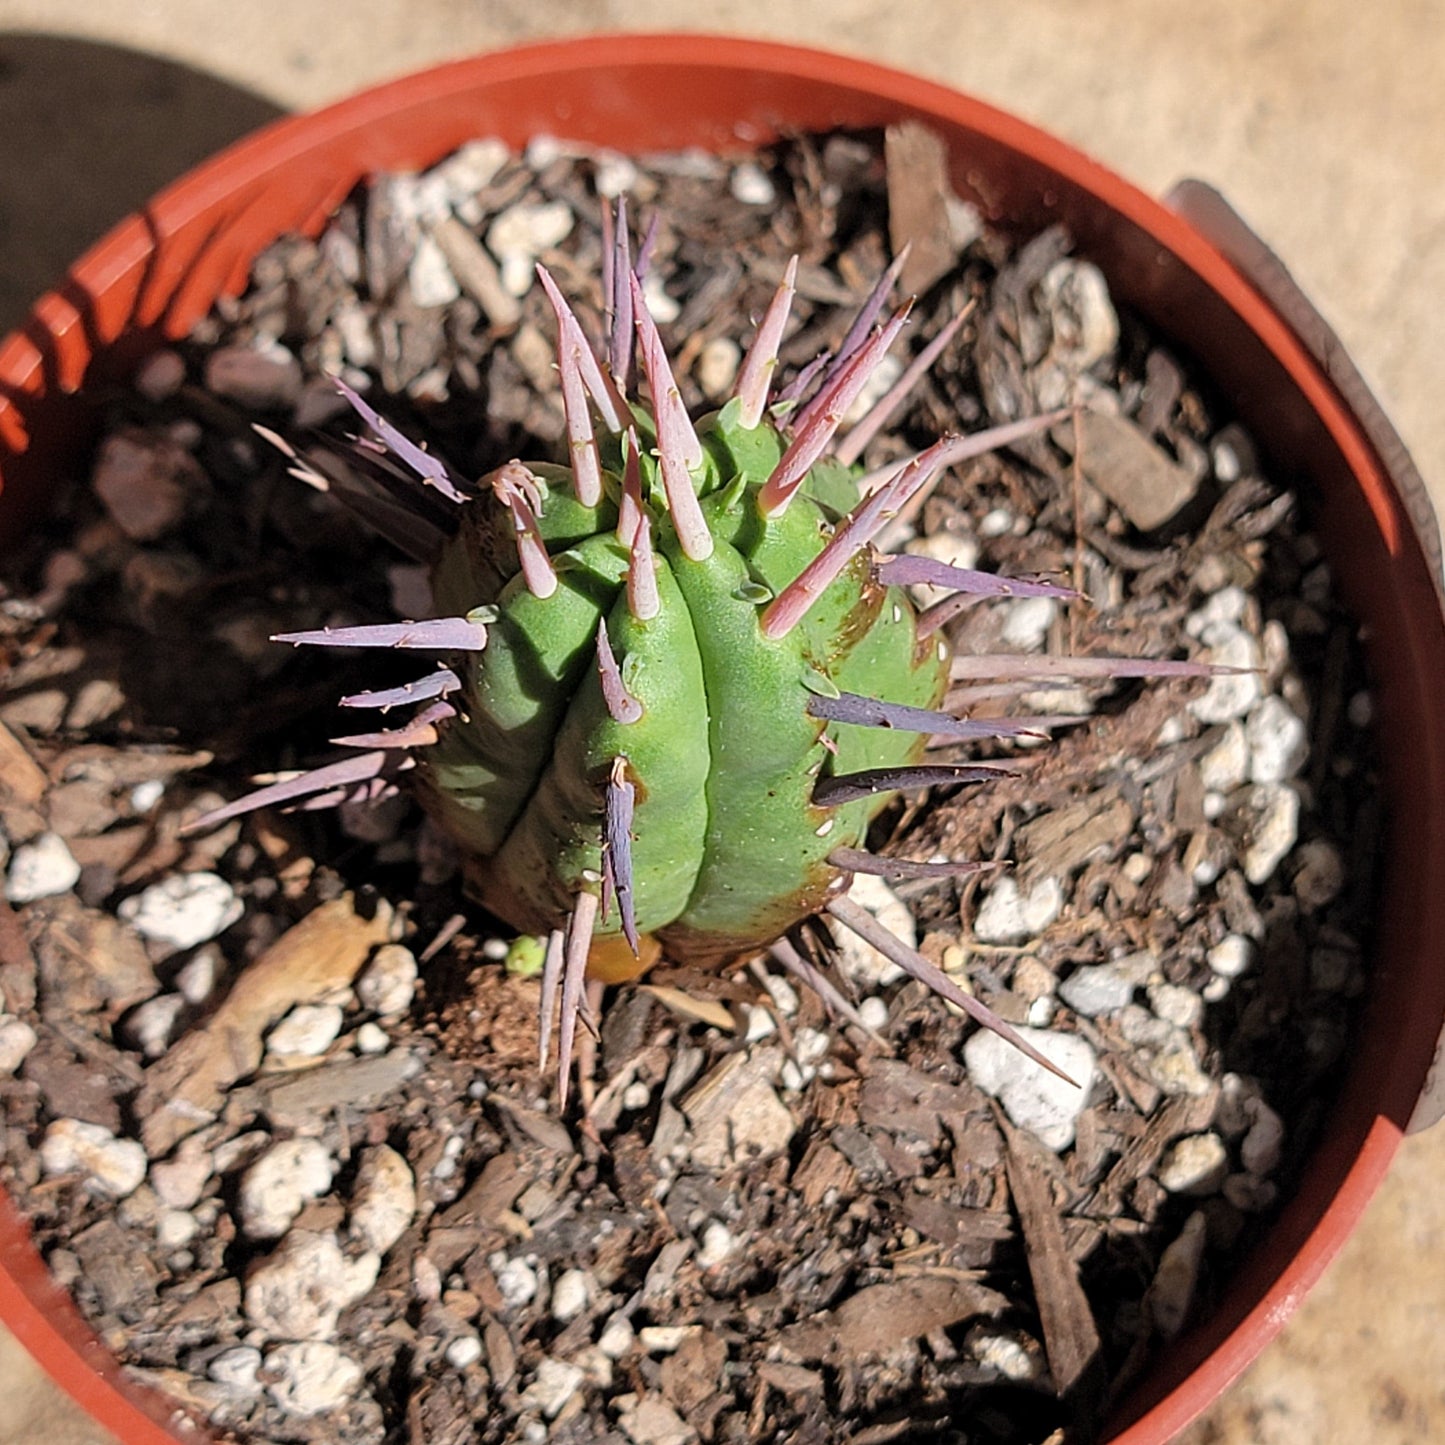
[1,33,1441,1445]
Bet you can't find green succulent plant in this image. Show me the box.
[206,202,1214,1100]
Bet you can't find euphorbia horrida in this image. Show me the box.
[202,201,1214,1101]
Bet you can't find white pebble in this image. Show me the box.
[1198,722,1249,794]
[174,948,219,1005]
[355,1022,390,1054]
[521,1357,585,1419]
[494,1255,539,1310]
[208,1345,263,1394]
[597,1314,635,1359]
[0,1015,38,1075]
[486,201,574,295]
[1146,1030,1215,1097]
[6,832,80,903]
[445,1334,483,1369]
[857,996,890,1032]
[963,1027,1096,1151]
[593,151,638,198]
[264,1341,363,1416]
[697,1220,736,1269]
[356,944,418,1018]
[244,1230,379,1339]
[696,337,741,400]
[1186,587,1248,637]
[759,971,800,1018]
[973,875,1063,945]
[267,1003,344,1059]
[621,1080,653,1111]
[1156,1133,1228,1194]
[1000,596,1057,652]
[641,271,679,324]
[150,1139,211,1209]
[1148,981,1204,1030]
[239,1138,336,1240]
[835,873,912,986]
[1207,933,1254,979]
[122,993,186,1058]
[1058,954,1151,1017]
[550,1267,591,1324]
[349,1144,416,1256]
[743,1003,778,1042]
[118,871,242,952]
[407,234,460,308]
[1187,625,1262,725]
[729,161,776,205]
[1040,259,1119,373]
[978,507,1013,538]
[638,1325,693,1353]
[1292,839,1346,912]
[157,1209,199,1249]
[129,779,166,813]
[968,1329,1043,1383]
[1246,696,1308,783]
[41,1118,147,1198]
[1232,783,1301,884]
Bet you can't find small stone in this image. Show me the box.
[521,1357,585,1419]
[121,993,186,1058]
[1187,624,1262,724]
[697,1220,735,1269]
[696,337,741,400]
[1198,722,1249,794]
[1241,1099,1286,1176]
[834,873,912,986]
[618,1394,698,1445]
[208,1345,263,1394]
[407,233,461,307]
[963,1027,1096,1151]
[133,349,187,402]
[349,1144,416,1255]
[1000,596,1057,652]
[157,1208,200,1249]
[494,1255,539,1310]
[1207,933,1254,979]
[621,1080,653,1110]
[682,1051,797,1168]
[551,1267,591,1324]
[40,1118,147,1198]
[150,1140,212,1210]
[1223,1172,1278,1213]
[597,1314,636,1359]
[1148,981,1204,1030]
[1347,691,1374,728]
[1058,954,1152,1017]
[1146,1030,1215,1097]
[6,832,81,902]
[1246,696,1308,783]
[445,1334,483,1369]
[90,430,201,540]
[118,871,242,953]
[639,1325,693,1353]
[205,342,303,410]
[1156,1133,1229,1194]
[1040,259,1119,373]
[857,996,890,1032]
[1225,783,1300,885]
[238,1138,336,1240]
[356,944,418,1018]
[264,1341,363,1416]
[641,271,679,324]
[174,948,219,1005]
[593,151,639,197]
[487,201,574,295]
[729,161,776,205]
[244,1230,379,1340]
[0,1015,38,1074]
[1010,957,1056,1003]
[355,1022,389,1053]
[973,876,1064,945]
[1073,409,1199,531]
[967,1328,1044,1383]
[1292,840,1346,912]
[1147,1212,1207,1337]
[267,1003,344,1059]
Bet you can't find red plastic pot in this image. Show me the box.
[1,33,1440,1445]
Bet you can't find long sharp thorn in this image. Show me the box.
[792,246,911,430]
[181,749,401,832]
[536,265,627,442]
[340,667,461,711]
[603,757,639,955]
[835,304,972,466]
[608,195,635,392]
[825,894,1081,1087]
[876,553,1078,600]
[634,212,660,279]
[768,936,884,1042]
[760,414,1069,639]
[757,305,911,519]
[828,846,1003,882]
[538,927,565,1074]
[617,427,646,548]
[627,512,660,621]
[629,272,712,561]
[492,461,558,599]
[596,620,643,724]
[806,691,1056,742]
[273,617,488,650]
[331,699,456,749]
[334,378,468,502]
[948,653,1246,682]
[812,762,1012,808]
[734,256,798,428]
[557,890,600,1107]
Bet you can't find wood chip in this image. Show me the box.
[135,895,392,1155]
[884,122,957,296]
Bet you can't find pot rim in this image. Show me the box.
[0,31,1438,1445]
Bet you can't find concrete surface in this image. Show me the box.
[0,2,1442,1442]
